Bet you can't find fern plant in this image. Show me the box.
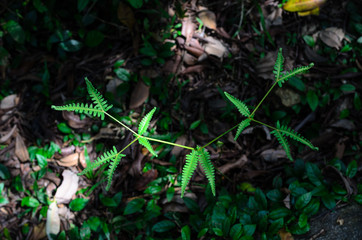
[51,49,318,196]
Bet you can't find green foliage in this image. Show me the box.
[181,150,199,198]
[138,107,156,135]
[224,92,251,117]
[235,118,251,140]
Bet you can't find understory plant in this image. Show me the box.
[51,48,318,197]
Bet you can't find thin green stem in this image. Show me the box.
[118,137,139,155]
[143,136,194,150]
[250,81,278,117]
[105,112,138,135]
[250,118,277,131]
[202,123,240,149]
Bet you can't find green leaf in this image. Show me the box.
[166,187,175,202]
[269,207,291,219]
[213,227,223,236]
[273,48,284,80]
[305,162,322,186]
[85,78,113,113]
[33,0,48,13]
[243,224,256,236]
[303,35,315,47]
[295,192,312,210]
[302,198,320,216]
[183,197,199,212]
[59,39,83,52]
[197,147,216,196]
[298,213,308,228]
[190,120,201,130]
[354,93,361,110]
[126,0,143,8]
[321,194,335,209]
[85,30,104,47]
[138,137,158,157]
[21,197,40,208]
[235,118,251,140]
[57,122,72,134]
[181,150,198,197]
[354,194,362,204]
[138,107,156,135]
[224,92,251,117]
[268,218,283,235]
[5,20,25,44]
[113,68,130,81]
[152,220,175,232]
[124,198,145,215]
[346,160,357,178]
[0,163,11,179]
[229,223,243,240]
[307,90,318,111]
[340,84,355,92]
[288,76,306,91]
[277,124,319,151]
[197,228,208,238]
[77,0,90,11]
[181,225,191,240]
[86,216,101,232]
[266,189,282,202]
[255,188,267,209]
[69,198,89,211]
[99,194,118,207]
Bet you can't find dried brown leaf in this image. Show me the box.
[0,125,16,143]
[46,202,60,239]
[319,27,344,50]
[129,80,150,109]
[275,88,300,107]
[15,134,29,162]
[198,10,217,30]
[218,155,248,174]
[57,152,79,167]
[181,16,196,45]
[0,94,19,109]
[117,2,135,31]
[55,170,79,204]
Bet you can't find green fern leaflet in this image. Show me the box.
[276,124,318,151]
[106,153,125,191]
[235,118,251,140]
[277,63,314,87]
[85,78,113,113]
[51,103,105,119]
[181,150,199,197]
[224,92,250,117]
[271,129,293,161]
[273,48,284,80]
[138,137,158,157]
[138,107,156,135]
[197,146,215,196]
[79,146,119,175]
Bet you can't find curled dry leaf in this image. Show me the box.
[55,170,79,204]
[198,10,217,30]
[257,51,278,80]
[0,125,16,143]
[183,53,198,65]
[46,201,60,239]
[181,16,195,45]
[170,135,187,157]
[0,94,19,109]
[30,222,46,240]
[319,27,345,50]
[15,134,29,162]
[57,152,79,167]
[129,80,150,109]
[62,111,88,129]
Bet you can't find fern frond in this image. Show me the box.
[85,78,113,112]
[138,107,156,135]
[197,146,216,196]
[271,129,293,161]
[273,48,284,80]
[277,125,319,151]
[235,118,252,140]
[181,150,199,198]
[224,92,251,117]
[79,146,118,175]
[106,153,125,191]
[138,137,158,157]
[277,63,314,87]
[51,103,106,120]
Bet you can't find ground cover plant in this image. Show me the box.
[51,49,318,197]
[0,0,361,239]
